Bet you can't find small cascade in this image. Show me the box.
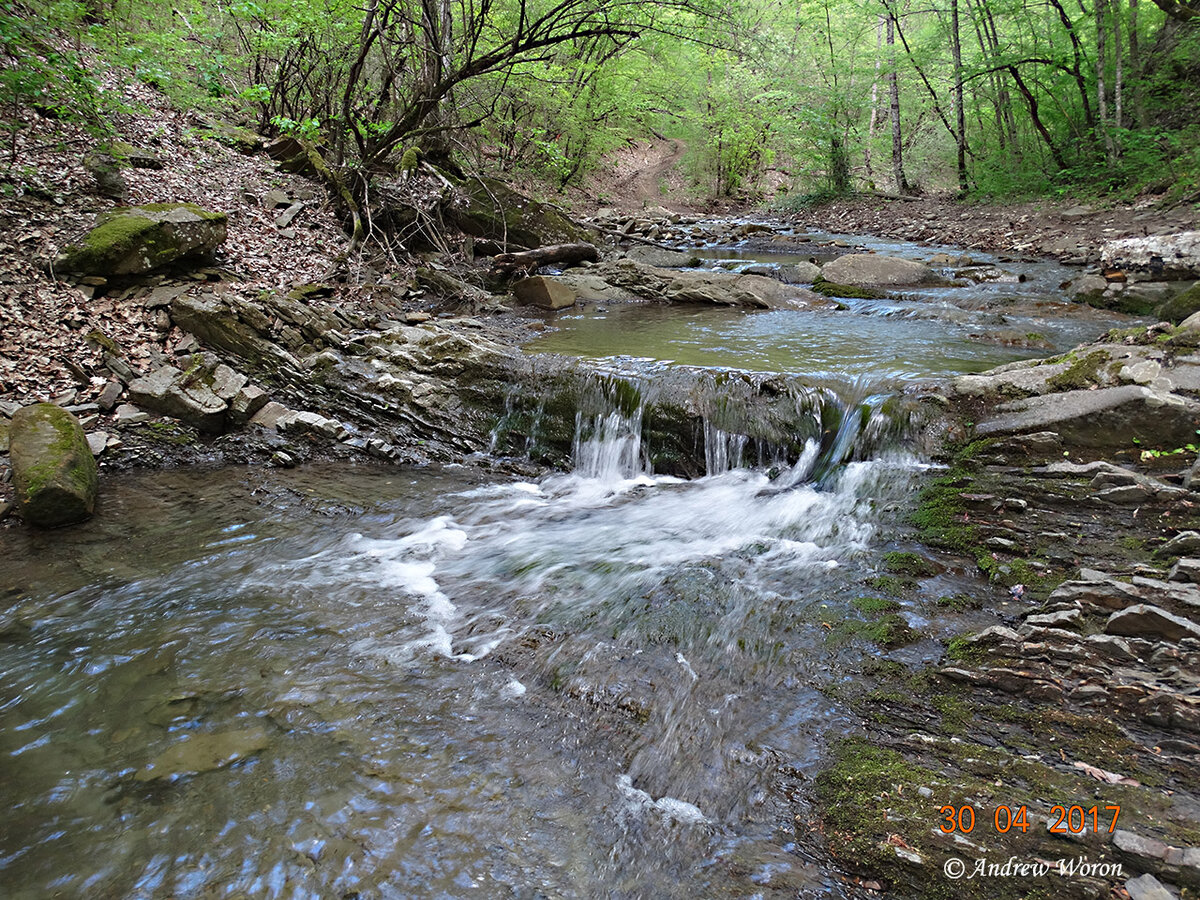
[571,374,650,481]
[703,421,747,475]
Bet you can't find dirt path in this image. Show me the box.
[586,137,695,214]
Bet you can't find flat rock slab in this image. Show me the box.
[1102,230,1200,279]
[135,726,270,782]
[1106,604,1200,642]
[975,385,1200,450]
[820,253,937,286]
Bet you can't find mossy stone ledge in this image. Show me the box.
[54,202,228,277]
[9,403,99,528]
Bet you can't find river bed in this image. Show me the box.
[0,236,1142,898]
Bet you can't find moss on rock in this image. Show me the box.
[9,403,98,528]
[1157,284,1200,325]
[55,202,228,277]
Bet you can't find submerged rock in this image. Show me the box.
[135,726,270,782]
[9,403,98,527]
[55,202,228,277]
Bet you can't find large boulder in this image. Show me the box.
[1158,284,1200,325]
[445,176,587,249]
[55,202,228,277]
[820,254,937,286]
[9,403,99,527]
[1102,231,1200,279]
[513,276,577,310]
[975,385,1200,449]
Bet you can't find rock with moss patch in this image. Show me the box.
[1158,285,1200,325]
[445,175,587,249]
[9,403,99,528]
[55,203,228,277]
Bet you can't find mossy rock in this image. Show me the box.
[1157,284,1200,325]
[55,203,228,277]
[445,175,588,249]
[9,403,98,528]
[811,278,889,300]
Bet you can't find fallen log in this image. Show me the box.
[491,242,600,275]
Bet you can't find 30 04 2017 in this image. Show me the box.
[938,804,1121,835]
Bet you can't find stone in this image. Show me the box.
[96,380,123,411]
[8,403,99,527]
[1169,558,1200,584]
[1159,285,1200,325]
[83,150,127,200]
[54,203,228,277]
[109,141,163,169]
[114,403,150,425]
[228,384,268,424]
[404,312,432,324]
[1102,231,1200,279]
[275,201,304,228]
[209,364,248,402]
[445,175,588,248]
[1085,634,1140,661]
[1050,577,1146,610]
[1106,604,1200,642]
[625,247,701,268]
[85,432,108,456]
[1124,873,1180,900]
[513,275,577,310]
[1096,484,1156,504]
[1025,609,1082,629]
[1160,532,1200,557]
[820,254,937,286]
[134,726,270,782]
[127,366,228,433]
[249,401,293,429]
[774,262,822,283]
[974,385,1200,450]
[263,189,290,208]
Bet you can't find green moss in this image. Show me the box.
[1157,284,1200,325]
[867,574,913,595]
[852,596,902,615]
[811,278,889,300]
[934,593,980,612]
[884,551,937,576]
[945,635,983,663]
[1046,349,1108,392]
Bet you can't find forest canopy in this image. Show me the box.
[3,0,1199,204]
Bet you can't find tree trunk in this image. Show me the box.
[1129,0,1147,126]
[887,13,911,193]
[1006,65,1069,170]
[1114,0,1124,133]
[951,0,968,193]
[491,243,601,276]
[1096,0,1117,164]
[866,15,884,179]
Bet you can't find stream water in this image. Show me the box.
[0,234,1140,898]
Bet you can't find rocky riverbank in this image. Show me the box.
[808,322,1200,899]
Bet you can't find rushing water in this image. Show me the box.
[0,234,1131,898]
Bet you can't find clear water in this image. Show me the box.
[0,421,941,899]
[530,232,1136,382]
[3,231,1103,899]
